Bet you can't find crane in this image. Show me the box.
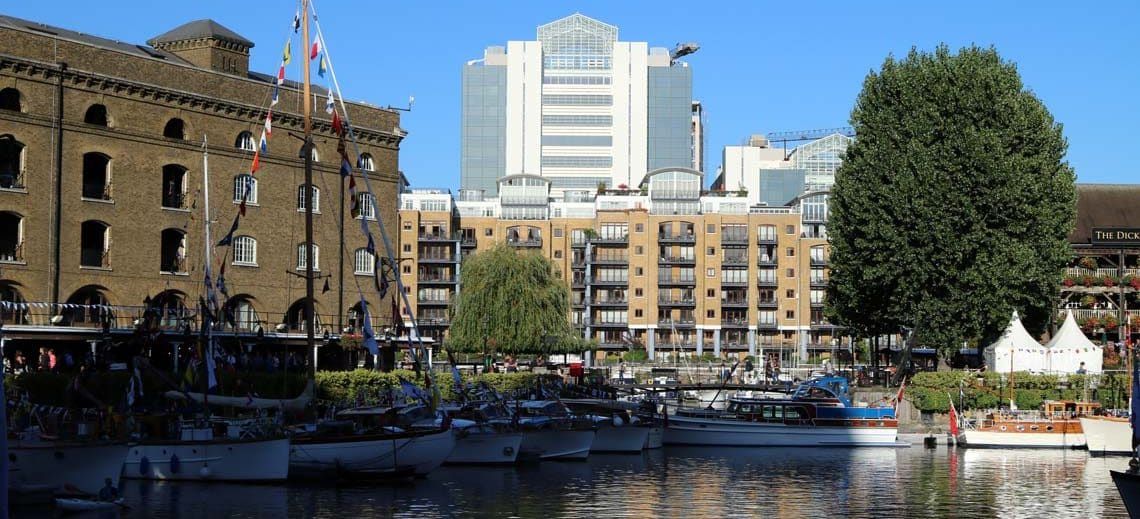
[765,127,855,159]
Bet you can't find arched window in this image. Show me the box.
[160,228,187,273]
[84,104,109,126]
[354,192,376,220]
[358,153,375,171]
[0,135,24,189]
[0,88,21,112]
[235,131,255,151]
[296,243,320,271]
[298,144,319,162]
[285,298,321,332]
[297,184,320,213]
[163,118,185,140]
[162,164,188,209]
[0,281,28,325]
[82,152,111,200]
[345,300,369,334]
[233,174,257,204]
[0,212,24,262]
[233,236,257,266]
[223,296,258,331]
[354,247,375,275]
[80,220,110,268]
[150,290,187,328]
[65,285,113,326]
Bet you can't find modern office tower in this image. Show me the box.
[460,14,695,198]
[691,101,705,173]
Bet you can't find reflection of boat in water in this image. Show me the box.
[1081,415,1132,456]
[663,377,899,447]
[958,401,1096,449]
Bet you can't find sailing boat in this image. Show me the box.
[1111,346,1140,517]
[284,0,453,479]
[122,138,290,482]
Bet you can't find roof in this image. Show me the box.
[1070,184,1140,245]
[147,19,254,48]
[0,15,191,65]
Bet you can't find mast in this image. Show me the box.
[202,135,212,410]
[302,0,316,379]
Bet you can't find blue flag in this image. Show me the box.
[360,297,378,356]
[216,215,240,247]
[398,377,429,407]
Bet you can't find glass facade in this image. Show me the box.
[460,64,507,197]
[536,14,616,70]
[757,168,806,207]
[647,66,694,172]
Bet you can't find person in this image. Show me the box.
[1077,362,1087,375]
[98,477,119,502]
[48,348,58,372]
[38,347,49,372]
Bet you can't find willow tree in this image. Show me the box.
[447,244,588,355]
[827,44,1077,358]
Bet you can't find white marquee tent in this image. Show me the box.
[984,311,1048,373]
[1045,310,1103,374]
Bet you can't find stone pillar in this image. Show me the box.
[647,329,656,359]
[714,331,721,357]
[696,329,704,356]
[748,328,757,357]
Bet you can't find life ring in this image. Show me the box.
[999,425,1007,431]
[170,454,181,474]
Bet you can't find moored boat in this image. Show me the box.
[123,418,290,481]
[8,437,127,495]
[54,497,125,512]
[957,401,1097,449]
[490,401,595,460]
[662,376,900,447]
[1081,415,1132,456]
[1113,468,1140,518]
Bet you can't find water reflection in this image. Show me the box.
[91,447,1132,518]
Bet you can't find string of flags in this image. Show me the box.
[0,301,139,314]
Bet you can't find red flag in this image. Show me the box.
[250,151,260,173]
[310,39,321,60]
[331,111,343,136]
[947,393,960,437]
[893,377,907,414]
[277,65,285,84]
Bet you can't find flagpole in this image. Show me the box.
[302,0,316,380]
[202,136,211,412]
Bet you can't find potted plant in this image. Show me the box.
[1083,275,1096,288]
[596,181,607,195]
[1081,295,1096,308]
[1080,316,1099,332]
[1127,275,1140,290]
[1104,315,1119,331]
[1080,256,1098,270]
[1062,275,1076,288]
[1103,275,1116,288]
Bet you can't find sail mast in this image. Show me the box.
[301,0,316,378]
[202,135,211,410]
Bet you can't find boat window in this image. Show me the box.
[737,404,753,414]
[785,406,808,420]
[763,406,783,420]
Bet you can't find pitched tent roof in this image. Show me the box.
[1045,310,1103,374]
[147,19,254,49]
[984,311,1048,373]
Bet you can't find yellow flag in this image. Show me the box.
[283,38,292,65]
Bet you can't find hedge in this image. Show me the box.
[907,371,1128,412]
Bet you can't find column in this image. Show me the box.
[647,328,656,359]
[713,331,721,357]
[747,328,757,357]
[696,329,704,357]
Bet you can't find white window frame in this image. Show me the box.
[236,132,255,151]
[233,236,258,266]
[354,248,375,275]
[297,185,320,213]
[296,243,320,271]
[356,193,376,220]
[233,175,258,204]
[358,153,375,171]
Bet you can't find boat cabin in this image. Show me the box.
[1043,401,1101,418]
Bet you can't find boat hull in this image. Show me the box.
[519,429,595,460]
[290,428,455,477]
[644,426,664,449]
[123,437,290,481]
[8,442,127,495]
[1080,417,1132,456]
[447,430,523,465]
[662,416,898,447]
[591,425,650,453]
[958,429,1085,449]
[1113,470,1140,518]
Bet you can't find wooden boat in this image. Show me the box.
[123,418,290,481]
[8,437,127,495]
[958,400,1098,449]
[1081,415,1132,455]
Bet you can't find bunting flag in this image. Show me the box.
[216,252,229,298]
[283,39,292,65]
[310,38,320,60]
[271,82,280,106]
[259,130,268,153]
[360,297,378,356]
[947,393,960,437]
[264,111,273,137]
[293,9,301,32]
[331,110,343,136]
[182,356,199,391]
[348,177,360,218]
[447,349,463,393]
[239,198,247,217]
[322,277,330,294]
[318,55,327,77]
[324,89,334,113]
[206,336,218,390]
[277,65,286,85]
[216,215,240,247]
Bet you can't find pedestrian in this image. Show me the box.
[1076,362,1087,375]
[38,347,49,372]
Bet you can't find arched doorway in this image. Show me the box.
[284,298,321,333]
[223,295,259,332]
[0,281,28,324]
[150,290,188,329]
[65,285,114,326]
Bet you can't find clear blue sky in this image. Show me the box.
[7,1,1137,188]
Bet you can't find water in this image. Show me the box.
[21,447,1132,518]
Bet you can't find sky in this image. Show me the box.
[6,1,1138,188]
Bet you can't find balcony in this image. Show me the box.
[1057,308,1140,322]
[658,318,695,329]
[591,234,629,246]
[418,254,456,263]
[721,278,749,287]
[810,257,829,267]
[508,238,543,248]
[658,276,696,287]
[757,320,778,329]
[417,297,450,306]
[658,295,696,307]
[416,317,450,326]
[417,275,455,284]
[459,236,477,248]
[810,276,829,287]
[572,278,586,288]
[756,298,778,309]
[587,319,629,329]
[721,298,749,308]
[570,240,587,249]
[722,255,749,267]
[756,257,777,267]
[756,276,778,287]
[589,254,628,265]
[722,342,749,351]
[658,233,696,244]
[588,297,628,307]
[591,277,628,286]
[720,318,749,329]
[722,234,749,245]
[658,255,696,266]
[418,233,455,242]
[757,234,777,245]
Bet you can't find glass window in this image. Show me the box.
[296,243,320,271]
[297,185,320,213]
[355,193,376,220]
[354,248,375,275]
[233,175,257,204]
[358,153,375,171]
[706,224,715,234]
[233,236,257,265]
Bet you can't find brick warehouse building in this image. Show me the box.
[0,16,403,359]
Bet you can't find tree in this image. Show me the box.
[447,243,589,355]
[826,45,1076,358]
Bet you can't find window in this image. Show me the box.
[634,267,643,276]
[233,174,257,204]
[635,309,643,318]
[403,244,411,253]
[80,220,109,268]
[785,225,795,235]
[354,248,375,274]
[786,268,795,278]
[707,247,715,256]
[635,246,643,255]
[0,212,24,262]
[233,236,257,265]
[299,144,319,162]
[707,289,715,298]
[758,225,777,242]
[484,228,493,237]
[786,289,796,298]
[707,310,715,319]
[0,135,25,189]
[707,268,715,277]
[235,131,255,151]
[355,193,376,220]
[786,310,795,320]
[162,165,188,209]
[297,185,320,212]
[296,243,320,271]
[554,228,563,238]
[0,88,21,112]
[81,152,111,200]
[707,224,715,234]
[403,222,412,231]
[84,104,109,126]
[554,250,563,259]
[402,265,411,274]
[358,153,375,171]
[635,223,644,233]
[786,247,795,257]
[163,118,185,140]
[159,229,187,273]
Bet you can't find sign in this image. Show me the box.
[1091,228,1140,246]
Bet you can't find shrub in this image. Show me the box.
[622,349,649,363]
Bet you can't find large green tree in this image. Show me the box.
[826,45,1077,357]
[447,243,589,355]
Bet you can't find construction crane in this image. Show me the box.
[765,127,855,159]
[670,42,699,64]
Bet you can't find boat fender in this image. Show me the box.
[503,446,515,457]
[139,456,150,475]
[199,466,212,478]
[170,454,180,474]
